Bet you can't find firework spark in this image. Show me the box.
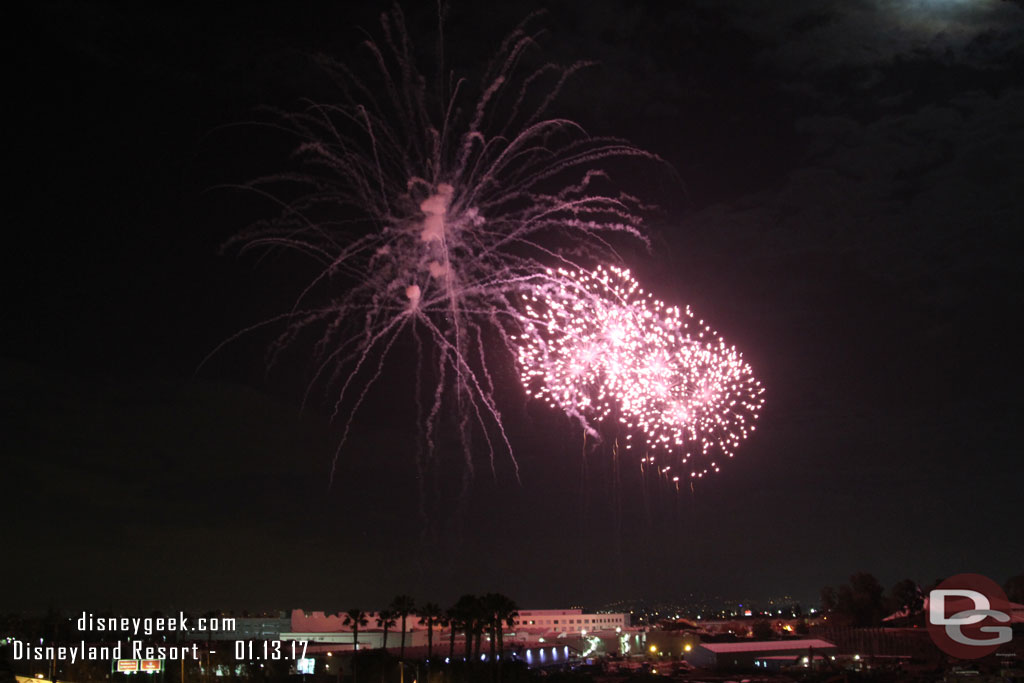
[515,265,764,478]
[221,8,665,483]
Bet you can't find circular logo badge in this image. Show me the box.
[927,573,1014,659]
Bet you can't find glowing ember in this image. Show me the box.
[515,265,764,477]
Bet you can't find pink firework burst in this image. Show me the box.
[516,265,765,478]
[216,8,668,485]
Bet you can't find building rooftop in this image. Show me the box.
[700,639,835,653]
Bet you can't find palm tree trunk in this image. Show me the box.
[399,615,406,660]
[352,626,359,683]
[496,625,504,683]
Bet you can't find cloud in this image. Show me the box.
[702,0,1024,70]
[678,85,1023,309]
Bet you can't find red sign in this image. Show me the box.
[117,661,140,672]
[140,661,162,672]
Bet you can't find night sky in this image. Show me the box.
[4,0,1022,613]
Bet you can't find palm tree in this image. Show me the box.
[417,602,443,663]
[342,609,369,683]
[375,610,396,651]
[453,594,483,662]
[389,595,416,660]
[472,599,488,661]
[481,593,518,666]
[494,594,519,661]
[482,594,500,665]
[444,606,459,661]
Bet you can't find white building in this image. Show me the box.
[509,610,640,660]
[280,611,430,651]
[277,608,633,654]
[512,609,628,635]
[690,639,837,670]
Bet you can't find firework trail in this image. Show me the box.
[515,265,765,479]
[220,7,665,485]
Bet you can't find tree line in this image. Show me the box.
[342,593,518,660]
[820,571,1024,628]
[340,592,519,681]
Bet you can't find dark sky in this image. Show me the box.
[3,0,1022,614]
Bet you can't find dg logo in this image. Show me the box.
[927,573,1014,659]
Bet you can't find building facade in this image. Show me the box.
[690,639,837,670]
[511,609,628,635]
